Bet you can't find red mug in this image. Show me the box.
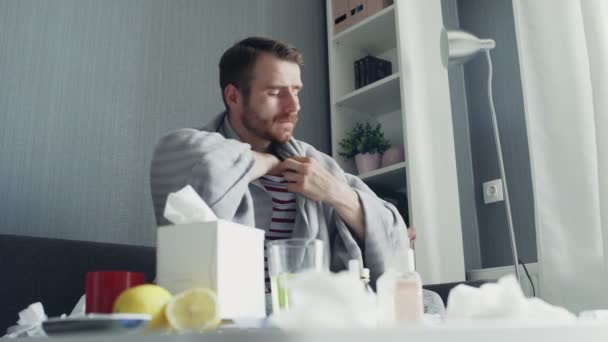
[85,271,145,314]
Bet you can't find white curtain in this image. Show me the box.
[513,0,608,312]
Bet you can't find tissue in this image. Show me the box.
[446,275,576,321]
[4,295,89,338]
[579,310,608,321]
[163,185,217,224]
[269,270,376,330]
[70,294,86,317]
[4,302,48,338]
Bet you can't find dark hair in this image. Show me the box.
[219,36,304,109]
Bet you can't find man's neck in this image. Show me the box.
[226,113,271,152]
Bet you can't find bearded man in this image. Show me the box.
[150,36,410,300]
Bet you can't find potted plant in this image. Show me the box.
[338,122,391,174]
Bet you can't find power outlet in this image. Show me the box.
[483,179,504,204]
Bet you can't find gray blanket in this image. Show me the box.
[150,113,409,284]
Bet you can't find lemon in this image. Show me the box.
[165,288,221,332]
[112,284,173,331]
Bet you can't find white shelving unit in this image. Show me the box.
[326,0,466,284]
[326,2,406,193]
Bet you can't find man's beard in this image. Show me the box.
[241,105,298,144]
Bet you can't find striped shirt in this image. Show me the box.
[259,175,297,293]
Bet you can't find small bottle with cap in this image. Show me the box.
[349,260,374,293]
[360,267,374,293]
[376,247,423,325]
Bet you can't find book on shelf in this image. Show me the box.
[354,55,392,89]
[354,59,361,89]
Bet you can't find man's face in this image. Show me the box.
[238,54,303,144]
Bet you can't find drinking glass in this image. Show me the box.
[266,239,325,313]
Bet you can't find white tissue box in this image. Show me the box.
[156,220,265,319]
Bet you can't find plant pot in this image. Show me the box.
[355,153,382,174]
[381,145,405,167]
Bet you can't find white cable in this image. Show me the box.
[484,50,521,285]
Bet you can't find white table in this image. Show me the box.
[9,321,608,342]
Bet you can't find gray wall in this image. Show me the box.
[456,0,537,267]
[0,0,329,246]
[441,0,482,271]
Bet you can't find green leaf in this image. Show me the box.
[337,121,392,159]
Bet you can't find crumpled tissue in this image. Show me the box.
[446,275,576,321]
[3,302,48,338]
[3,295,86,338]
[579,310,608,321]
[163,185,217,224]
[269,270,377,330]
[69,294,86,316]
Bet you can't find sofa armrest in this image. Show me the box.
[0,234,155,332]
[423,279,491,305]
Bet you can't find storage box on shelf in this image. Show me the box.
[331,0,395,35]
[332,0,350,34]
[348,0,395,30]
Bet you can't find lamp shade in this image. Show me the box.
[441,29,496,67]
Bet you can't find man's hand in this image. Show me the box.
[277,157,340,203]
[408,226,416,249]
[278,157,366,239]
[249,151,281,181]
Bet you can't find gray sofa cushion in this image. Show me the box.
[0,234,155,332]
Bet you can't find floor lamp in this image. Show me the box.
[440,29,522,285]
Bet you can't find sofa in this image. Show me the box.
[0,233,488,332]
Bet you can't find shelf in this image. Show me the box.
[358,161,406,189]
[333,5,397,55]
[335,73,400,114]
